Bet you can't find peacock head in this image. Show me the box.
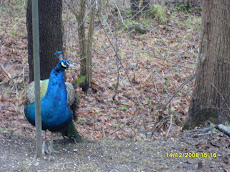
[58,59,70,69]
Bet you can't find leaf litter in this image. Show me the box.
[0,0,229,171]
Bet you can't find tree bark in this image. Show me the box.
[77,0,87,76]
[184,0,230,129]
[86,0,96,88]
[27,0,63,82]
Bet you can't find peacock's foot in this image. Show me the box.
[47,141,59,154]
[42,137,59,154]
[46,147,59,154]
[42,140,59,154]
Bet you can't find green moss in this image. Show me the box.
[211,113,218,119]
[126,10,132,17]
[198,6,202,12]
[140,18,156,26]
[191,111,219,128]
[199,120,206,126]
[182,123,191,131]
[192,113,205,126]
[119,105,127,111]
[0,127,9,133]
[175,2,191,12]
[123,20,147,34]
[150,5,168,24]
[183,109,220,130]
[76,76,86,85]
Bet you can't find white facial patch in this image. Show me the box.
[61,62,68,68]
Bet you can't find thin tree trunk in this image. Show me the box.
[77,0,87,76]
[184,0,230,129]
[27,0,62,82]
[86,0,96,88]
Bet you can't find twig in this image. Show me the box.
[99,18,141,106]
[108,107,142,137]
[165,74,195,105]
[0,74,23,85]
[143,113,148,137]
[151,115,171,137]
[111,1,152,33]
[208,81,230,110]
[146,51,195,70]
[65,0,97,31]
[112,0,128,29]
[166,114,173,137]
[193,132,214,137]
[0,64,11,79]
[129,1,152,21]
[108,123,127,137]
[64,0,78,17]
[195,126,216,134]
[112,32,121,102]
[102,126,106,138]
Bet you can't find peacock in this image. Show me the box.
[24,53,82,154]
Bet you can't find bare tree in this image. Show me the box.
[142,0,150,13]
[184,0,230,129]
[130,0,140,19]
[86,0,96,88]
[130,0,150,19]
[65,0,96,92]
[77,0,87,77]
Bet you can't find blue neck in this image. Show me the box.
[42,65,67,106]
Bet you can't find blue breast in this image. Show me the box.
[24,60,73,132]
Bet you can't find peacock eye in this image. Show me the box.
[61,62,68,68]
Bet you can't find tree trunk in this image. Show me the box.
[184,0,230,129]
[27,0,63,82]
[86,0,96,88]
[77,0,87,76]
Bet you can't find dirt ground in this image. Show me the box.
[0,128,229,172]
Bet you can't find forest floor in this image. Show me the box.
[1,130,230,171]
[0,0,229,171]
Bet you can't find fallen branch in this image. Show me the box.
[0,74,23,85]
[166,114,173,137]
[215,124,230,137]
[184,124,230,138]
[165,74,195,105]
[151,115,171,137]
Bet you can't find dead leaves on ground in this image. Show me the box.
[1,2,200,141]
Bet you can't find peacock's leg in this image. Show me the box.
[48,132,59,154]
[50,132,54,153]
[42,131,47,155]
